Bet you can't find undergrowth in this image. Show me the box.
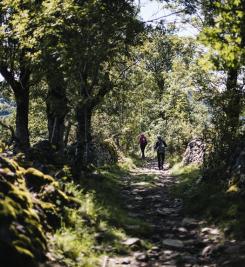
[171,163,245,239]
[48,160,151,267]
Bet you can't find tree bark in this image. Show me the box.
[73,73,112,175]
[0,66,30,150]
[14,87,30,149]
[64,121,72,148]
[224,67,240,136]
[75,102,93,169]
[46,72,67,151]
[215,67,241,169]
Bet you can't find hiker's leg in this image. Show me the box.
[162,153,165,167]
[140,145,143,158]
[157,153,161,169]
[159,153,164,170]
[160,153,164,169]
[140,145,144,159]
[142,145,145,159]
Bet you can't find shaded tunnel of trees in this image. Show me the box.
[0,0,245,266]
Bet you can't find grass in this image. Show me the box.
[129,154,147,168]
[81,165,152,236]
[167,154,183,168]
[171,162,245,239]
[48,159,152,267]
[49,156,245,266]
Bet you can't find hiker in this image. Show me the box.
[154,136,167,170]
[139,133,147,159]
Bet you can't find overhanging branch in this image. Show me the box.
[0,66,20,93]
[143,9,187,23]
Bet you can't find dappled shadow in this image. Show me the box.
[110,162,208,266]
[78,161,245,266]
[77,165,152,256]
[102,161,245,267]
[171,166,245,267]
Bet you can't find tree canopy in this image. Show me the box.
[0,1,245,267]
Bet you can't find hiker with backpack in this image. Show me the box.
[154,136,167,170]
[139,133,147,159]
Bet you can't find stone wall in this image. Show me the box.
[183,138,205,165]
[0,156,77,267]
[90,138,119,166]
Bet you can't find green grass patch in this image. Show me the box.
[81,165,151,236]
[129,172,159,189]
[171,162,202,196]
[48,160,152,266]
[128,155,148,168]
[171,163,245,239]
[167,154,182,167]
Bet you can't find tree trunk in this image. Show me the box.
[224,67,240,137]
[74,102,93,172]
[73,73,112,176]
[64,121,72,148]
[216,67,241,169]
[14,88,30,150]
[46,74,67,151]
[0,66,30,151]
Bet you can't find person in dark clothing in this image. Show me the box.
[154,136,167,170]
[139,133,147,159]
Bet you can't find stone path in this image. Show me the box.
[104,161,245,267]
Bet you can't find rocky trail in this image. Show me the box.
[104,161,245,267]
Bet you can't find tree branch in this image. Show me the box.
[0,66,20,92]
[143,9,187,23]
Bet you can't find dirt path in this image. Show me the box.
[104,161,229,267]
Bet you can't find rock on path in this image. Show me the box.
[104,161,245,267]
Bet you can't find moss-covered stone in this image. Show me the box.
[227,184,239,193]
[0,155,79,267]
[103,138,119,162]
[0,156,19,173]
[29,140,66,165]
[25,168,57,192]
[90,138,119,166]
[0,165,47,267]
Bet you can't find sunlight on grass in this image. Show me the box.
[171,162,202,194]
[171,162,201,177]
[48,161,152,266]
[118,156,137,170]
[53,228,97,266]
[171,162,245,239]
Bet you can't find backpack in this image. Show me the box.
[140,136,147,145]
[157,140,165,153]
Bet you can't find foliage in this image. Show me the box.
[160,0,245,179]
[196,0,245,178]
[1,0,245,265]
[28,82,48,144]
[95,32,212,158]
[0,0,143,153]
